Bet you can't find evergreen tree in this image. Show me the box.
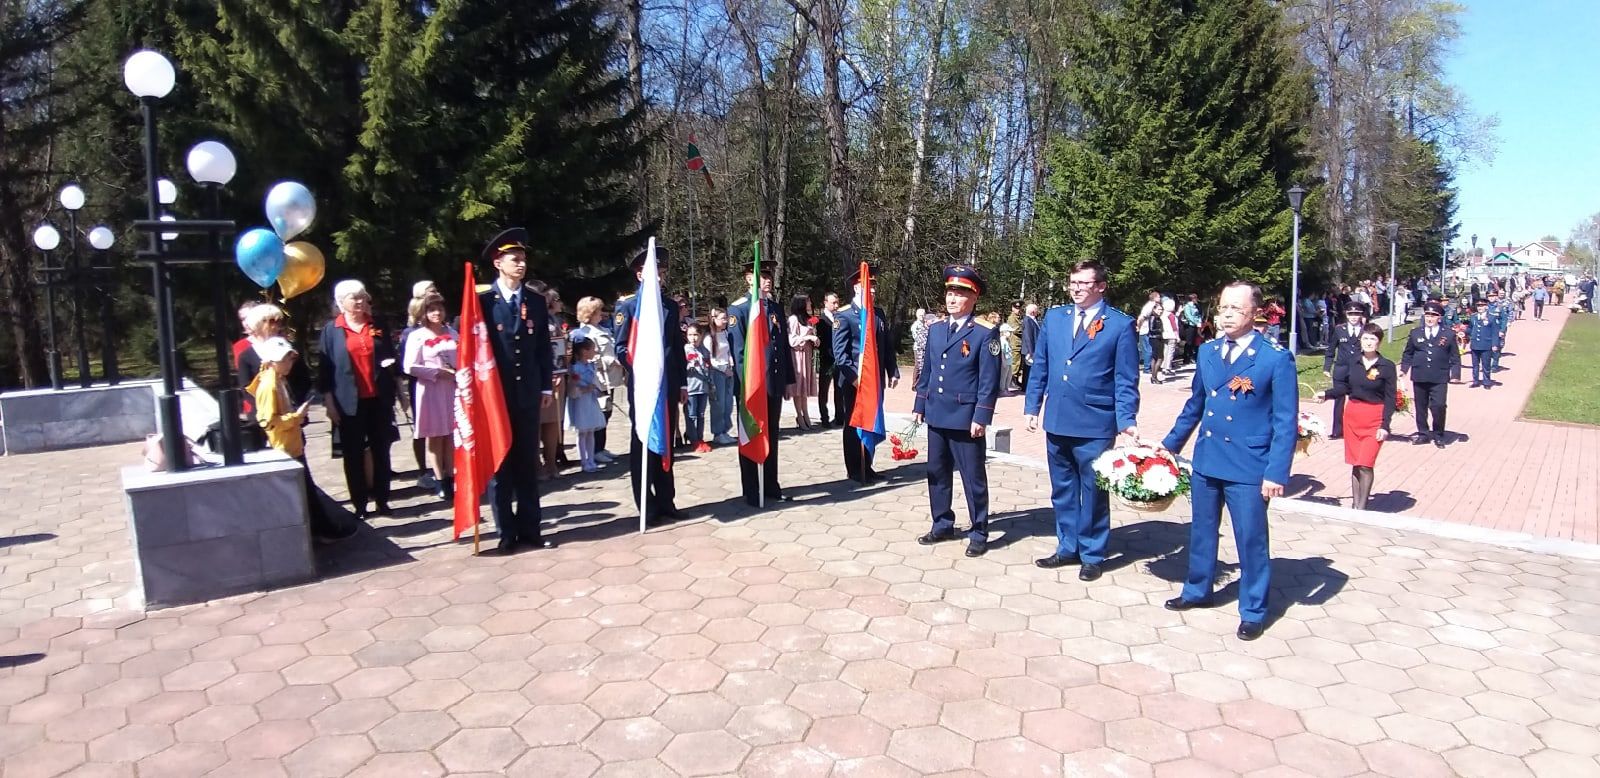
[1379,135,1458,280]
[1028,0,1313,307]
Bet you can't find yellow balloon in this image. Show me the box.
[279,241,326,300]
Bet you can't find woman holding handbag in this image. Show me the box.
[317,280,400,520]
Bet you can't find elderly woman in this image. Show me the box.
[237,303,313,412]
[571,296,623,463]
[317,280,399,519]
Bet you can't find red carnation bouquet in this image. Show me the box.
[1395,388,1411,415]
[1092,443,1191,511]
[889,420,923,460]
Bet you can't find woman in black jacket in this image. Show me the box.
[1317,322,1397,510]
[317,280,400,519]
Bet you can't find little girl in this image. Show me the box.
[566,337,607,472]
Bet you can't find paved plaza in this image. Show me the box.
[2,412,1599,777]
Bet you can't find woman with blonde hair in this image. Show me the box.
[399,280,437,484]
[572,295,622,463]
[404,293,458,500]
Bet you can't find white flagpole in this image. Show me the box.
[638,237,657,534]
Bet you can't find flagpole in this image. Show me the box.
[688,170,698,320]
[472,506,481,555]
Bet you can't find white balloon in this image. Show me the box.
[264,181,316,241]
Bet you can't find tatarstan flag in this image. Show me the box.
[738,241,769,464]
[686,133,714,191]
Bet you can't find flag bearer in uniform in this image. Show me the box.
[615,247,687,521]
[914,266,1002,557]
[1161,282,1298,641]
[833,264,900,485]
[1400,302,1458,448]
[479,228,556,554]
[729,259,795,505]
[1023,260,1140,582]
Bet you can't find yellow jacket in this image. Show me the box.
[248,366,306,458]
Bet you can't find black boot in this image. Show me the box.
[439,476,455,501]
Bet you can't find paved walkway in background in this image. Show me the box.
[885,305,1599,543]
[2,422,1599,777]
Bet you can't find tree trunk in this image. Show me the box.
[898,0,948,260]
[625,0,650,232]
[814,0,858,277]
[771,11,810,288]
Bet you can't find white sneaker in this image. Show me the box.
[594,451,616,463]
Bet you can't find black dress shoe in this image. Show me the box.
[1328,434,1343,440]
[918,530,959,546]
[1035,553,1080,569]
[1237,621,1265,641]
[1434,440,1446,449]
[965,541,987,558]
[480,544,516,557]
[372,502,393,517]
[1078,563,1102,582]
[1412,435,1429,445]
[1164,597,1214,611]
[528,538,556,550]
[657,506,683,519]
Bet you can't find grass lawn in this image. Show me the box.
[1294,321,1417,396]
[1523,313,1600,425]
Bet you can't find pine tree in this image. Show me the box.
[1029,0,1313,307]
[1379,135,1458,279]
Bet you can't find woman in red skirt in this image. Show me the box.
[1317,323,1396,509]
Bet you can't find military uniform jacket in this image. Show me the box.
[1400,325,1460,383]
[1466,312,1500,351]
[1163,336,1298,486]
[1323,322,1364,373]
[1022,304,1140,439]
[480,287,554,414]
[613,292,687,394]
[832,305,900,387]
[727,296,796,397]
[913,317,1001,429]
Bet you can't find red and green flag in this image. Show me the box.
[686,133,714,191]
[738,241,769,464]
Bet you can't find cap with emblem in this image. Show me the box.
[628,245,670,272]
[1344,303,1367,315]
[741,259,773,277]
[481,227,530,263]
[1424,302,1444,315]
[845,262,880,286]
[1474,298,1488,306]
[942,265,986,296]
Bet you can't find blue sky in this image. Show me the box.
[1448,1,1599,249]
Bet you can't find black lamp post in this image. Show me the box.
[186,141,246,468]
[1286,184,1306,354]
[31,223,65,391]
[57,183,95,389]
[86,225,120,385]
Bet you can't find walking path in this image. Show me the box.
[885,305,1599,543]
[2,423,1600,776]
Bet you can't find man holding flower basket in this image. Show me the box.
[1162,282,1298,641]
[912,265,1003,557]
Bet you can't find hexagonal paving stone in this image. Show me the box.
[940,698,1023,741]
[803,714,891,760]
[886,725,976,773]
[582,717,674,762]
[659,730,752,776]
[434,726,525,773]
[369,711,459,752]
[651,692,738,734]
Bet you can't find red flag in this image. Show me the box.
[849,262,886,456]
[452,264,513,540]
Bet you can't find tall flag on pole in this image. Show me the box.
[632,239,670,472]
[849,261,886,458]
[452,264,513,543]
[686,133,714,191]
[738,241,770,464]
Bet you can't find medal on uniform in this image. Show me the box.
[961,341,970,357]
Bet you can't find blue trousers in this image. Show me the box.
[1137,337,1150,370]
[1471,350,1492,385]
[709,370,734,438]
[927,426,989,541]
[1045,433,1113,564]
[1491,337,1504,371]
[1185,473,1271,623]
[685,393,708,444]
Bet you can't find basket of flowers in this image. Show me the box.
[1092,443,1191,513]
[1296,411,1325,455]
[889,420,922,461]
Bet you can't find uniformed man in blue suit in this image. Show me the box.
[615,247,688,522]
[728,259,796,506]
[1161,281,1298,641]
[1023,260,1140,582]
[833,264,900,485]
[1466,297,1500,388]
[479,228,556,554]
[913,265,1002,557]
[1322,303,1366,439]
[1400,301,1459,447]
[1487,289,1510,375]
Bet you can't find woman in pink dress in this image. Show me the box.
[787,295,819,430]
[403,294,458,500]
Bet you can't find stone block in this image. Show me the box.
[988,427,1012,455]
[0,381,159,454]
[121,450,313,609]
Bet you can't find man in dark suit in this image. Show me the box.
[1020,303,1041,392]
[1400,302,1459,447]
[478,227,556,554]
[815,293,839,426]
[914,266,1001,557]
[615,247,688,522]
[728,260,796,506]
[1322,303,1366,439]
[1023,260,1140,582]
[833,264,901,485]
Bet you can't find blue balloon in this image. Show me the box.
[236,228,286,288]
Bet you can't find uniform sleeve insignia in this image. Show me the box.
[614,311,625,326]
[988,340,1001,356]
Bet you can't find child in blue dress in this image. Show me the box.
[566,337,607,472]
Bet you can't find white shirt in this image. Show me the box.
[1076,302,1105,335]
[1222,332,1256,362]
[495,279,522,305]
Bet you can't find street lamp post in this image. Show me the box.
[31,223,64,390]
[58,184,94,388]
[1286,184,1306,354]
[1386,222,1400,343]
[188,142,245,467]
[87,225,119,385]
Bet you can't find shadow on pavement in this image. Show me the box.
[0,533,56,550]
[0,654,46,669]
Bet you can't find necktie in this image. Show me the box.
[951,319,960,335]
[1223,339,1237,364]
[1427,328,1435,340]
[1077,310,1088,336]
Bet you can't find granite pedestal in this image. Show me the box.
[0,380,161,454]
[121,449,313,609]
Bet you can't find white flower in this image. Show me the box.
[1141,466,1179,495]
[1092,450,1119,478]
